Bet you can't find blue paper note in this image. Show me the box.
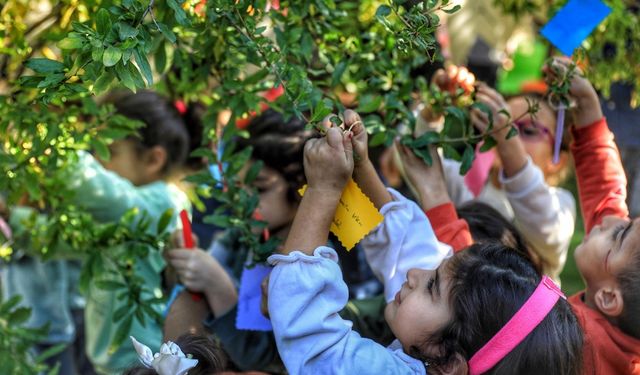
[541,0,611,56]
[236,264,273,331]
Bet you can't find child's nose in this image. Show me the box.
[406,268,424,288]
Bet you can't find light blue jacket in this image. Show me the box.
[266,189,452,374]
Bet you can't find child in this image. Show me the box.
[547,59,640,374]
[165,109,382,372]
[267,115,583,374]
[409,59,640,374]
[422,66,576,281]
[124,334,227,375]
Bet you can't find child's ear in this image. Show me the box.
[144,145,168,177]
[594,285,624,317]
[429,353,469,375]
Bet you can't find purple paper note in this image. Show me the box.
[236,264,273,331]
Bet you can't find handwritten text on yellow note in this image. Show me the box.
[298,179,383,251]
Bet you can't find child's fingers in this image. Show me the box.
[321,114,338,132]
[326,127,345,151]
[343,109,363,133]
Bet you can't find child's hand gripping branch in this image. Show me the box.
[544,57,602,129]
[396,142,473,253]
[280,126,354,255]
[320,110,452,303]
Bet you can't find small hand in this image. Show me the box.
[395,142,450,211]
[470,84,512,141]
[543,57,602,127]
[421,66,476,122]
[303,126,354,194]
[321,110,367,167]
[167,248,226,293]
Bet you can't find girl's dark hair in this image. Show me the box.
[617,243,640,339]
[456,201,542,274]
[122,334,227,375]
[237,109,313,203]
[416,243,583,375]
[105,90,204,174]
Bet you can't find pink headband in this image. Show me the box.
[468,275,565,375]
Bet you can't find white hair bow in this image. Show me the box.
[130,336,199,375]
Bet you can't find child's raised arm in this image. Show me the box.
[396,143,473,253]
[547,58,629,232]
[335,111,451,303]
[280,127,354,255]
[267,128,426,374]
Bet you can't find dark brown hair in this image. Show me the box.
[237,109,313,203]
[122,334,227,375]
[457,201,542,274]
[617,242,640,339]
[105,90,203,175]
[415,243,583,375]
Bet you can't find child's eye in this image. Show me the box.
[256,187,268,194]
[611,225,625,242]
[427,277,435,294]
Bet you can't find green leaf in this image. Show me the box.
[244,161,263,184]
[203,214,231,227]
[110,314,134,351]
[443,4,462,14]
[376,5,392,18]
[369,131,387,147]
[331,60,348,86]
[8,307,31,325]
[113,304,132,322]
[157,23,177,44]
[126,62,146,88]
[412,131,440,147]
[412,146,433,166]
[459,144,475,175]
[445,106,466,127]
[506,126,519,140]
[96,9,112,36]
[103,46,122,67]
[58,35,84,50]
[37,73,65,88]
[133,48,153,86]
[25,58,65,74]
[115,62,136,92]
[479,136,497,152]
[167,0,190,25]
[95,280,124,291]
[311,99,332,122]
[93,70,115,94]
[154,44,167,75]
[156,209,174,234]
[34,344,67,364]
[91,139,110,161]
[356,95,382,113]
[117,22,139,40]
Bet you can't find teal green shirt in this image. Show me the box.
[70,152,190,374]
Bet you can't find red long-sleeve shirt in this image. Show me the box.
[569,118,639,375]
[426,118,640,374]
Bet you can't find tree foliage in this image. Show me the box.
[0,0,637,360]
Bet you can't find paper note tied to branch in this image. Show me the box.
[299,178,384,250]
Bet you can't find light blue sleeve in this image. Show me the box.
[360,188,452,303]
[267,247,426,375]
[68,151,184,222]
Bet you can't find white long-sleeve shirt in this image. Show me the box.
[442,157,576,281]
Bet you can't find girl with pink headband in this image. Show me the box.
[265,112,583,374]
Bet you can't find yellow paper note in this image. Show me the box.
[298,179,383,251]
